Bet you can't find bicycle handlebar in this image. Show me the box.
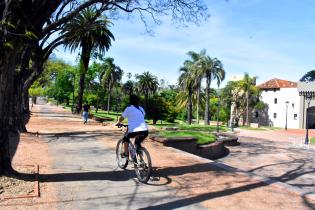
[116,123,128,128]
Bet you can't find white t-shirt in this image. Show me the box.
[122,105,148,133]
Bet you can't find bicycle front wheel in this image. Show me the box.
[116,139,128,169]
[135,147,152,183]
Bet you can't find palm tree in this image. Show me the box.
[100,57,123,114]
[178,62,196,124]
[197,50,225,125]
[240,73,257,126]
[136,72,159,108]
[186,51,203,124]
[62,8,114,113]
[122,80,135,97]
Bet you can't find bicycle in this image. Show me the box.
[115,124,152,183]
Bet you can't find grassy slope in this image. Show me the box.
[159,130,216,145]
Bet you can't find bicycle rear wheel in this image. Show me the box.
[116,139,128,169]
[135,147,152,183]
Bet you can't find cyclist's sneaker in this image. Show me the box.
[133,156,137,163]
[135,145,142,153]
[120,152,128,158]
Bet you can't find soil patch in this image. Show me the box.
[0,165,37,199]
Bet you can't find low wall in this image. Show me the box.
[150,135,229,160]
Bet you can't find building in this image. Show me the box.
[255,78,300,129]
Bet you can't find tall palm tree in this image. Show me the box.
[197,50,225,125]
[178,61,196,125]
[62,8,114,113]
[241,73,256,126]
[100,57,123,114]
[185,51,204,124]
[136,72,159,108]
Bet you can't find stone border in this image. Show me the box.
[0,165,40,200]
[149,135,227,160]
[215,133,239,146]
[93,116,114,122]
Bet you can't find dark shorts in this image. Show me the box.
[123,130,148,147]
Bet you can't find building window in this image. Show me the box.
[274,113,277,119]
[255,112,259,118]
[274,98,277,104]
[294,114,297,120]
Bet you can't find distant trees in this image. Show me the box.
[221,73,260,127]
[178,50,225,125]
[300,70,315,82]
[100,58,123,113]
[241,73,257,126]
[136,72,159,109]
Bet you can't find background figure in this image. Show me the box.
[82,102,90,124]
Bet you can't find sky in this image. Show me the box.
[53,0,315,88]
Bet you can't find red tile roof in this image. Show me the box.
[257,78,297,89]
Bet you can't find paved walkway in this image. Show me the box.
[217,135,315,197]
[33,104,207,210]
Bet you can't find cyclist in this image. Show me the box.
[116,95,148,158]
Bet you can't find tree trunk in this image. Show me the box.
[204,75,211,125]
[246,91,250,126]
[76,72,85,113]
[196,85,200,125]
[76,45,92,113]
[107,86,111,114]
[0,49,20,173]
[187,88,193,125]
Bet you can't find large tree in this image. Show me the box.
[0,0,208,173]
[62,8,114,113]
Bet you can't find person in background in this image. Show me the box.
[82,102,90,124]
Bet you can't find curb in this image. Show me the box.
[0,164,40,200]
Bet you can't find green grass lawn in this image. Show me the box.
[311,137,315,145]
[90,110,120,121]
[158,130,216,145]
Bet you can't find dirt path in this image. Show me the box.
[1,103,314,209]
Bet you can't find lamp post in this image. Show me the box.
[305,96,312,144]
[285,101,289,131]
[216,100,220,133]
[299,91,314,144]
[71,73,75,114]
